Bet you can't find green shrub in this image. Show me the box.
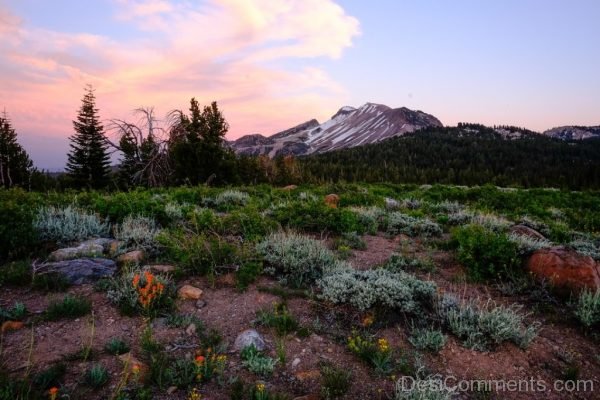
[257,232,347,288]
[106,268,174,316]
[32,272,71,292]
[350,206,386,234]
[0,189,40,261]
[320,363,351,399]
[236,261,263,291]
[104,338,130,355]
[335,232,367,250]
[453,225,520,281]
[114,215,161,254]
[84,364,109,388]
[574,289,600,327]
[383,254,434,273]
[255,303,299,336]
[270,200,360,234]
[347,333,393,375]
[240,344,277,376]
[387,212,442,237]
[0,302,26,323]
[34,205,109,245]
[221,208,277,240]
[32,363,66,390]
[45,295,91,320]
[408,327,446,353]
[437,295,539,351]
[318,268,436,312]
[508,233,552,255]
[0,260,31,286]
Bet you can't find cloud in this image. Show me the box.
[0,0,360,168]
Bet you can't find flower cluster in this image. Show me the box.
[194,348,227,383]
[187,388,202,400]
[347,333,393,375]
[254,383,268,400]
[48,387,59,400]
[132,271,165,310]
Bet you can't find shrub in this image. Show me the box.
[569,238,600,261]
[214,190,250,209]
[470,212,511,232]
[394,370,455,400]
[34,205,109,245]
[453,225,519,281]
[387,212,442,237]
[107,268,174,316]
[84,364,109,388]
[114,215,161,254]
[431,201,464,214]
[335,232,367,250]
[0,260,31,287]
[45,295,91,320]
[0,190,39,261]
[0,302,26,323]
[508,233,552,256]
[104,338,130,355]
[164,202,187,222]
[221,208,277,240]
[235,261,263,291]
[574,290,600,327]
[257,232,347,288]
[270,200,361,234]
[350,206,386,234]
[240,344,277,376]
[320,363,351,399]
[347,334,393,375]
[437,296,539,351]
[32,363,66,391]
[446,209,474,225]
[318,268,436,312]
[400,198,423,210]
[383,254,434,273]
[255,303,299,336]
[408,327,446,353]
[32,272,71,292]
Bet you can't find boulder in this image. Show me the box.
[49,243,104,262]
[146,264,176,274]
[526,246,600,294]
[510,224,546,241]
[117,250,145,265]
[178,285,203,300]
[324,194,340,209]
[233,329,265,352]
[38,258,117,285]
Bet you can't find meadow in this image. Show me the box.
[1,183,599,400]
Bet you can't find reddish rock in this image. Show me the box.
[510,224,546,240]
[178,284,203,300]
[526,246,600,294]
[1,321,24,333]
[282,185,298,191]
[324,194,340,208]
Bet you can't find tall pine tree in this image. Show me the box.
[66,85,111,188]
[0,111,33,188]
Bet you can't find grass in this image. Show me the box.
[44,295,91,321]
[104,338,130,355]
[255,303,299,336]
[320,362,352,399]
[84,364,109,388]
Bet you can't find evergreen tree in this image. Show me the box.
[170,99,237,185]
[0,111,33,188]
[66,85,111,188]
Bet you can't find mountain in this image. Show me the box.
[543,126,600,141]
[231,102,443,157]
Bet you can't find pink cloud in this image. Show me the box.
[0,0,360,168]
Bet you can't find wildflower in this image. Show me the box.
[195,355,206,365]
[377,338,389,353]
[256,383,266,392]
[362,314,375,327]
[187,388,201,400]
[48,387,59,400]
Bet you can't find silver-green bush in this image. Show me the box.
[508,233,552,255]
[409,327,447,353]
[318,268,436,312]
[114,215,161,253]
[257,232,348,287]
[574,289,600,327]
[350,206,386,234]
[470,213,511,232]
[394,370,455,400]
[214,190,250,207]
[387,212,442,237]
[34,205,109,245]
[569,238,600,261]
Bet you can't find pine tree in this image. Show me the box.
[0,111,33,188]
[66,85,111,188]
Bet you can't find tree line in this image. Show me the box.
[2,87,600,191]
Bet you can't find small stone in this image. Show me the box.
[117,250,145,265]
[233,329,266,352]
[178,285,203,300]
[195,299,207,309]
[292,358,301,369]
[327,348,333,353]
[185,323,197,336]
[147,264,176,274]
[167,386,177,395]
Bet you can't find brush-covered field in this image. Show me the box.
[1,184,600,400]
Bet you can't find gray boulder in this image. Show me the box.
[39,258,117,285]
[49,238,118,261]
[233,329,266,352]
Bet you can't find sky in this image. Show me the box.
[1,0,599,170]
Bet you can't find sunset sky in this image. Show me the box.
[1,0,599,170]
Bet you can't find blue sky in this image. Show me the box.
[1,0,599,169]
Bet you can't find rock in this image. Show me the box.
[384,197,400,210]
[39,258,117,285]
[510,224,546,240]
[117,250,144,265]
[1,321,24,333]
[233,329,266,352]
[293,395,320,400]
[118,353,148,382]
[195,299,207,309]
[146,264,176,274]
[324,194,340,208]
[292,358,301,369]
[526,246,600,294]
[49,243,104,261]
[282,185,298,191]
[294,370,321,382]
[167,387,177,395]
[185,323,197,336]
[178,285,203,300]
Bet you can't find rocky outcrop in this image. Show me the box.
[543,126,600,141]
[526,246,600,294]
[37,258,117,285]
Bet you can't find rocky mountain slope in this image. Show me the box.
[543,126,600,140]
[231,103,443,157]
